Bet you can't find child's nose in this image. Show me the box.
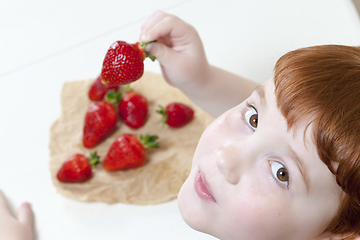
[215,142,253,185]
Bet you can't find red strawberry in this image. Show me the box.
[103,134,159,171]
[157,103,194,127]
[83,91,122,148]
[119,87,148,129]
[100,41,155,86]
[57,152,99,183]
[88,75,119,101]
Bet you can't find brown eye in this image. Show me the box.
[277,168,289,182]
[271,161,289,186]
[249,114,258,128]
[245,107,258,130]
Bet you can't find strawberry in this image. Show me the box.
[83,90,122,148]
[119,86,148,129]
[57,152,99,183]
[88,75,119,101]
[103,134,159,171]
[157,103,194,127]
[100,41,155,86]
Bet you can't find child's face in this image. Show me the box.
[178,77,343,240]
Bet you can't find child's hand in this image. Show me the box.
[0,191,33,240]
[140,11,258,117]
[139,11,210,96]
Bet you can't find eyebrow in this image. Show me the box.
[254,84,266,107]
[254,84,310,192]
[288,145,310,193]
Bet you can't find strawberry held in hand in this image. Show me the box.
[103,134,159,171]
[83,91,121,148]
[101,41,155,87]
[119,86,148,129]
[57,152,99,183]
[157,103,194,127]
[88,75,119,101]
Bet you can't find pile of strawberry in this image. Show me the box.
[57,40,194,183]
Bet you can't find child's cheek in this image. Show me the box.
[223,179,293,240]
[194,112,233,158]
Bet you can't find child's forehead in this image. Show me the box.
[240,76,342,202]
[270,45,360,235]
[255,76,275,101]
[257,76,316,143]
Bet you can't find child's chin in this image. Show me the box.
[178,181,219,238]
[177,178,196,222]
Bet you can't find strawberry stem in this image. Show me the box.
[105,90,122,105]
[122,84,132,93]
[139,40,157,49]
[89,151,100,167]
[139,40,157,61]
[156,105,168,125]
[138,134,160,149]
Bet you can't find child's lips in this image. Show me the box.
[194,170,216,203]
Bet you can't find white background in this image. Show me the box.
[1,0,360,239]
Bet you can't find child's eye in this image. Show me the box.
[270,161,289,187]
[244,105,258,131]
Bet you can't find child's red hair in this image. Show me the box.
[274,45,360,240]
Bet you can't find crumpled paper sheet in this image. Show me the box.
[49,72,213,204]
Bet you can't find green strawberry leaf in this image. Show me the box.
[139,134,160,149]
[89,151,100,167]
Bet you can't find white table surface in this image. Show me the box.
[1,0,360,239]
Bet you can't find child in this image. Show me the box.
[140,11,360,240]
[0,190,33,240]
[2,10,360,240]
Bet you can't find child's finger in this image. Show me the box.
[16,202,33,227]
[0,190,11,216]
[140,11,187,43]
[142,14,192,45]
[141,10,166,34]
[141,11,165,30]
[144,41,175,64]
[140,16,177,43]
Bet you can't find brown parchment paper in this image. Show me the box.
[49,72,213,204]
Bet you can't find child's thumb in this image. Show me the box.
[17,202,33,227]
[145,42,172,63]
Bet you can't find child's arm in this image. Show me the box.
[140,11,258,117]
[0,191,33,240]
